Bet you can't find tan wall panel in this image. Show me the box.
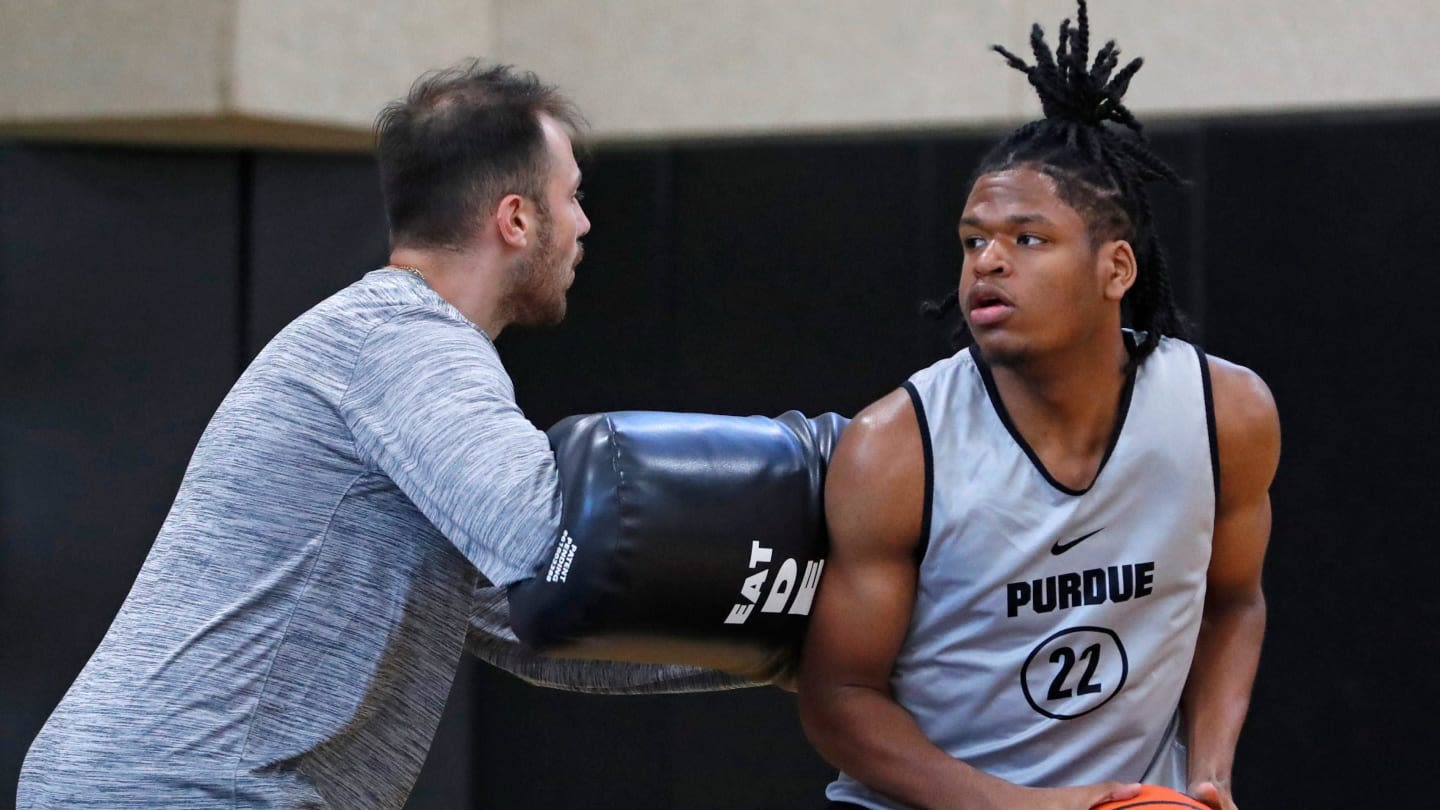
[0,0,232,120]
[499,0,1440,139]
[1017,0,1440,119]
[3,0,1438,148]
[495,0,1023,139]
[0,0,495,147]
[231,0,497,129]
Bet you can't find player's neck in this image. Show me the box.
[986,334,1131,480]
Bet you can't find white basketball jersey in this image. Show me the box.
[829,336,1217,808]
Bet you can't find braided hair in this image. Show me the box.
[928,0,1191,362]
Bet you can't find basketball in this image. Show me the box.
[1094,784,1207,809]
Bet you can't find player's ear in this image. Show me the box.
[1100,240,1137,301]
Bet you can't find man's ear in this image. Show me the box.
[495,193,532,248]
[1101,239,1138,301]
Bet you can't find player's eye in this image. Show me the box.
[1016,233,1046,247]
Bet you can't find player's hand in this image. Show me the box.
[982,779,1142,810]
[1189,779,1238,810]
[1069,781,1143,810]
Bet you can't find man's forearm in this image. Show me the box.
[468,634,754,694]
[802,685,1000,810]
[1182,592,1266,784]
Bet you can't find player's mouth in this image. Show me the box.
[966,283,1015,327]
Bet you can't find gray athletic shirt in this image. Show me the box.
[829,337,1216,808]
[18,269,740,809]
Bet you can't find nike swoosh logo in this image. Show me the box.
[1051,528,1105,555]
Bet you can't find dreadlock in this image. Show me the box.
[926,0,1191,362]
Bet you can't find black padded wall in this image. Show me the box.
[5,110,1439,808]
[666,140,933,417]
[1199,114,1440,806]
[244,153,392,359]
[1,146,241,802]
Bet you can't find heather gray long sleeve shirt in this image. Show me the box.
[18,269,740,809]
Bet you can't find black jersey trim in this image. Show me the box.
[1194,343,1221,505]
[971,345,1138,497]
[902,381,935,564]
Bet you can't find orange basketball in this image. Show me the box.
[1093,784,1207,809]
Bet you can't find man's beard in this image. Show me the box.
[503,206,574,328]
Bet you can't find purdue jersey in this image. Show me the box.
[829,337,1217,808]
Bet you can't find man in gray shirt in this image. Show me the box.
[18,61,744,809]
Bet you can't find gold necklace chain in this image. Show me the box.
[390,264,427,283]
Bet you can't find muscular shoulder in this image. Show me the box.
[1206,355,1281,503]
[1207,355,1279,454]
[825,388,926,559]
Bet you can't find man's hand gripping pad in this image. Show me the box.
[507,410,848,681]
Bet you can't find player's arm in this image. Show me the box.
[797,390,1136,810]
[1182,357,1281,810]
[798,389,976,806]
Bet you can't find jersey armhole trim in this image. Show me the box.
[1193,343,1221,505]
[902,381,935,564]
